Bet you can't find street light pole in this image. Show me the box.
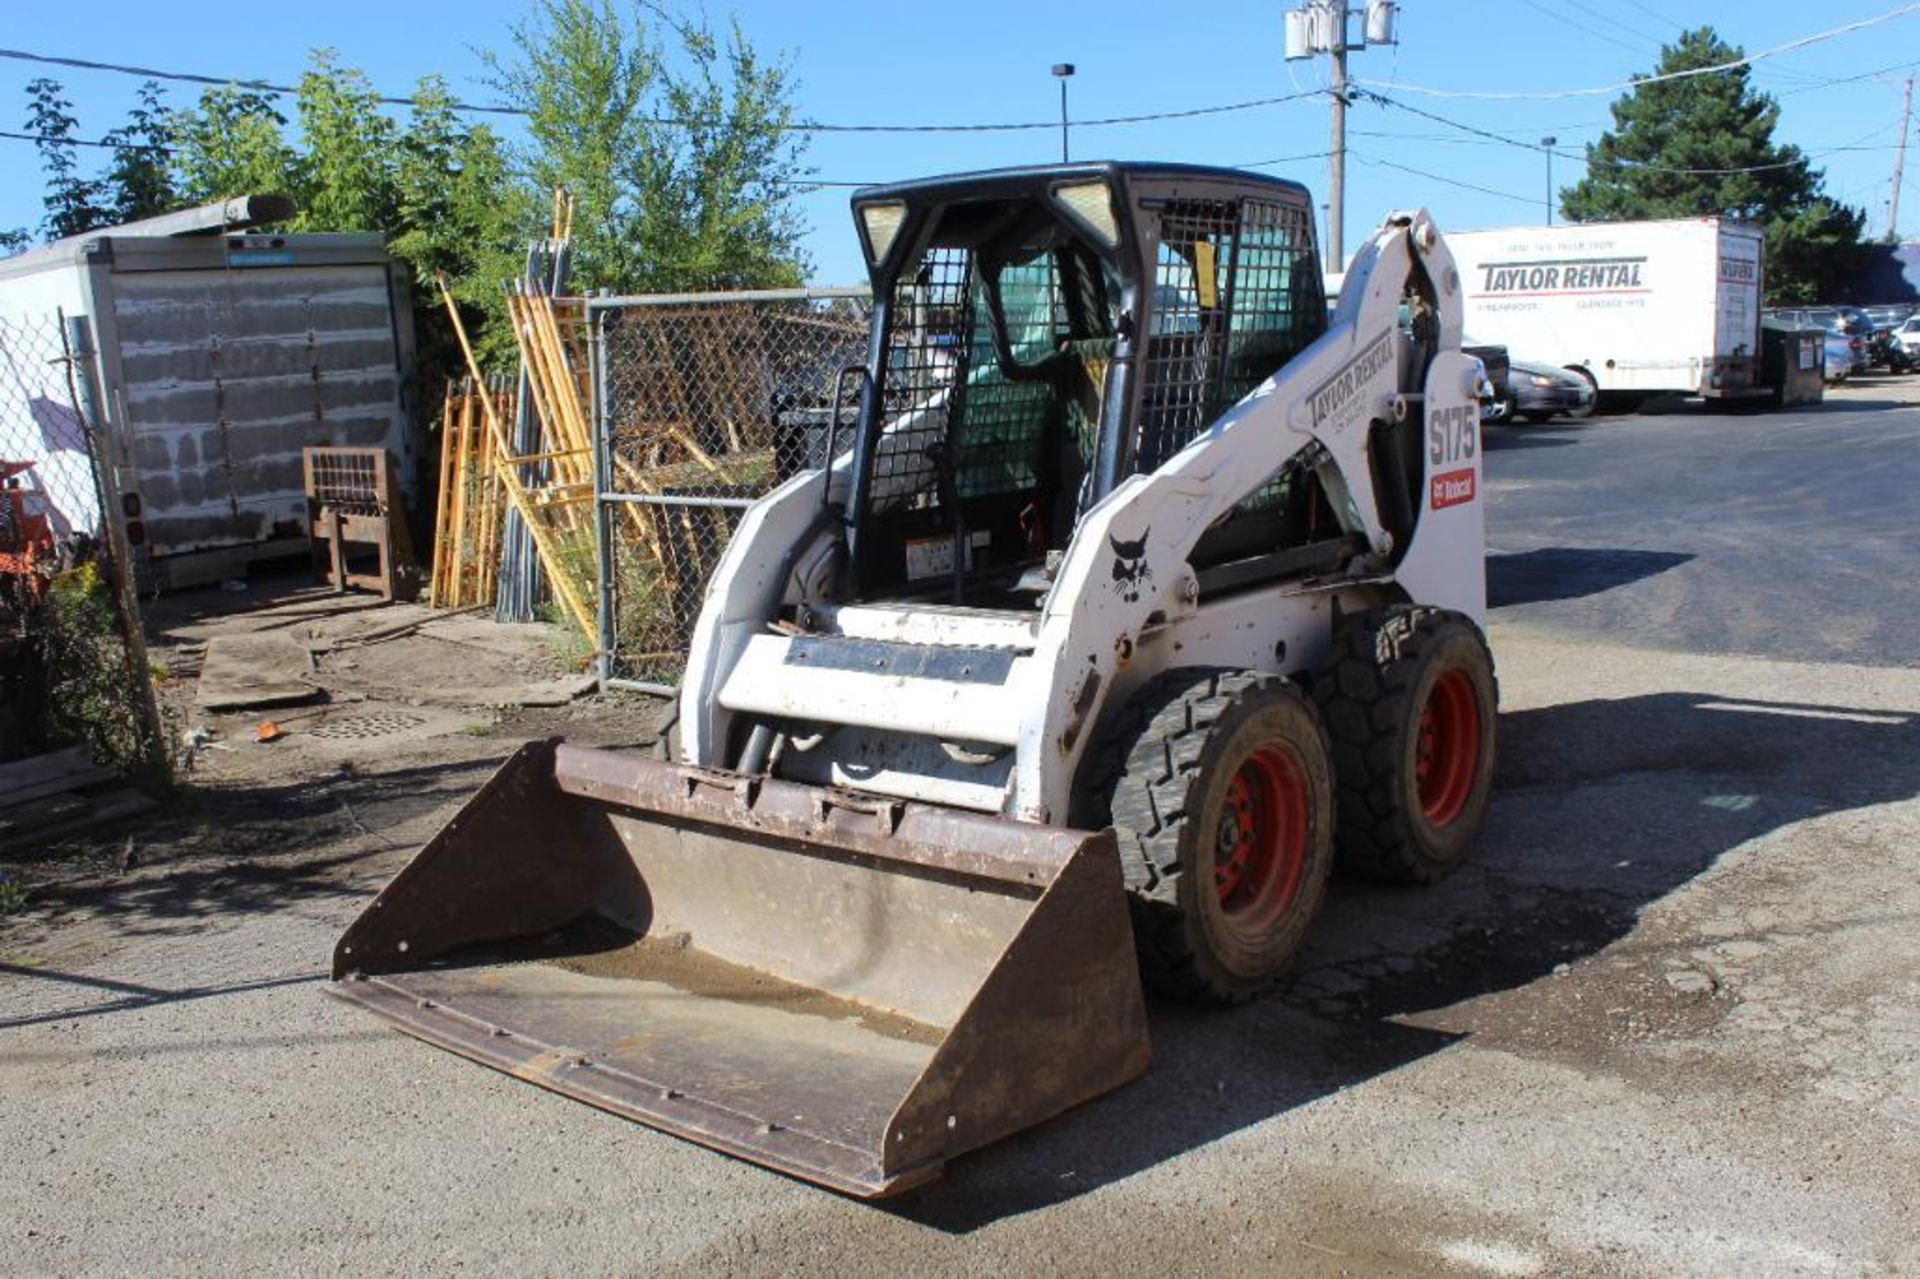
[1329,35,1347,267]
[1052,64,1076,163]
[1541,135,1558,226]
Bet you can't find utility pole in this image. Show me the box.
[1890,74,1913,242]
[1284,1,1397,271]
[1329,40,1347,269]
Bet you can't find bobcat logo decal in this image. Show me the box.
[1109,529,1152,603]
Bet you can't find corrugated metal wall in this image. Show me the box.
[111,264,408,557]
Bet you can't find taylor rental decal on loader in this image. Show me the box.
[331,162,1498,1197]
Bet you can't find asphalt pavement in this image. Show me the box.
[2,378,1917,1274]
[1484,376,1920,667]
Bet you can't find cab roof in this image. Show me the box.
[851,161,1311,208]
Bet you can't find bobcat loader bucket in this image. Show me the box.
[328,741,1149,1197]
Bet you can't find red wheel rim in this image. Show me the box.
[1214,744,1309,934]
[1416,668,1482,827]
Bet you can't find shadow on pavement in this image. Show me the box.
[0,967,324,1031]
[1488,546,1693,608]
[1483,424,1583,449]
[6,755,503,937]
[887,691,1919,1232]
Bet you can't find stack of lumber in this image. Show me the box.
[427,185,772,655]
[0,745,155,855]
[437,277,598,642]
[428,378,511,609]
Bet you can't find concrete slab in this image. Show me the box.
[194,633,320,712]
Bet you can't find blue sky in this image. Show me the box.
[4,0,1915,282]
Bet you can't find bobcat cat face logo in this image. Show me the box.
[1109,529,1151,603]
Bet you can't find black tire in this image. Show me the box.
[1074,669,1336,1004]
[1314,607,1498,885]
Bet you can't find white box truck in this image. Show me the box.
[0,196,418,589]
[1447,217,1766,403]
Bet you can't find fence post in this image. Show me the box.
[62,314,169,785]
[589,309,616,686]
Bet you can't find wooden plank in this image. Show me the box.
[0,745,93,797]
[0,765,115,813]
[0,788,157,856]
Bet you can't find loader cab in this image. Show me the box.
[842,163,1327,606]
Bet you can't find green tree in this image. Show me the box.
[653,12,809,288]
[27,78,109,239]
[99,81,177,223]
[389,75,530,373]
[1561,27,1866,302]
[484,0,810,294]
[168,86,299,206]
[294,50,399,233]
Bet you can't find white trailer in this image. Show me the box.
[0,196,419,588]
[1446,217,1765,401]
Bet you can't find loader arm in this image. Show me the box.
[1011,209,1480,821]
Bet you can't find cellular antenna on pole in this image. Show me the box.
[1283,0,1396,272]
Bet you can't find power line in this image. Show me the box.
[1237,150,1337,169]
[0,45,1325,135]
[1552,0,1667,46]
[1353,2,1920,99]
[1357,88,1901,177]
[1522,0,1655,57]
[1349,152,1538,205]
[0,127,169,153]
[1616,0,1684,31]
[1779,57,1920,97]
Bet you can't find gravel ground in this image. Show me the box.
[2,381,1918,1275]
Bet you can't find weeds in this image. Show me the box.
[33,563,153,776]
[0,875,29,915]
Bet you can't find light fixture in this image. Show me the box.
[1052,180,1119,247]
[858,201,907,266]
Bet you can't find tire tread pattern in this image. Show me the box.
[1075,668,1325,1003]
[1312,606,1498,885]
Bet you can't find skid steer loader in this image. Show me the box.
[331,162,1497,1197]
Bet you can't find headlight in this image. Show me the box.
[857,201,907,266]
[1528,374,1555,387]
[1052,180,1120,247]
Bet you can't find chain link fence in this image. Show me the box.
[590,287,872,689]
[0,312,165,779]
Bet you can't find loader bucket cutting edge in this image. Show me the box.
[327,740,1150,1197]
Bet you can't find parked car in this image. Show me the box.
[1822,328,1862,382]
[1505,358,1597,422]
[1892,315,1920,365]
[1831,304,1900,368]
[1463,339,1510,422]
[1864,303,1916,370]
[1770,307,1870,378]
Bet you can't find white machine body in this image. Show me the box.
[681,206,1484,824]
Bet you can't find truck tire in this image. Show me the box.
[1075,669,1336,1004]
[1314,607,1498,884]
